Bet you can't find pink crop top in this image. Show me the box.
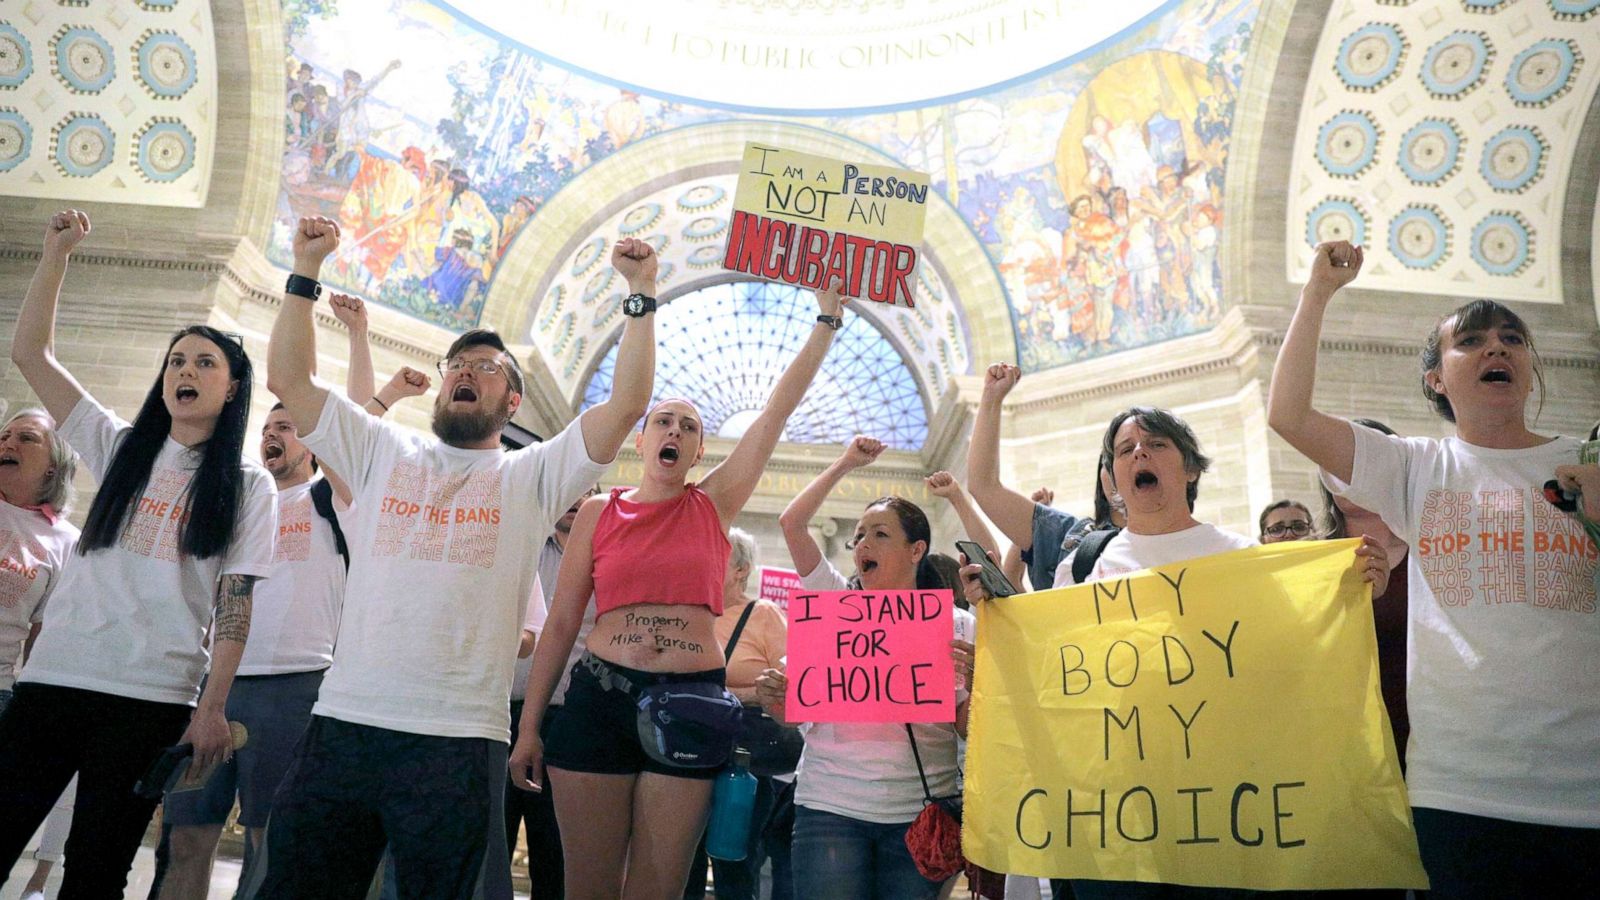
[591,485,731,617]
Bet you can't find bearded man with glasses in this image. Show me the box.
[246,217,658,900]
[431,350,528,447]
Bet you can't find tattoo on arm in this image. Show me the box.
[213,574,255,643]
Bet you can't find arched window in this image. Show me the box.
[581,281,929,450]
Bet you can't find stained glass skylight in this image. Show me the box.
[580,281,929,451]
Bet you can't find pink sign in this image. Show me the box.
[784,588,956,724]
[759,567,804,611]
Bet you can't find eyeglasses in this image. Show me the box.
[437,357,507,378]
[1264,521,1313,537]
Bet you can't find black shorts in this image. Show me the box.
[543,653,726,780]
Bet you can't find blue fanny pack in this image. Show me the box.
[581,653,743,769]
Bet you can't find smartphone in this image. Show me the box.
[954,540,1019,598]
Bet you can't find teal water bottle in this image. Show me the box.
[706,747,758,861]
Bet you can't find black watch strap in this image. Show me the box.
[816,314,843,331]
[623,292,656,317]
[285,274,321,301]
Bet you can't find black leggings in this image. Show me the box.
[0,683,192,899]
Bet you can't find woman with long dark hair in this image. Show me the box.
[755,436,975,900]
[1270,241,1599,897]
[0,211,277,896]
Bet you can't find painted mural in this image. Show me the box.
[271,0,1260,370]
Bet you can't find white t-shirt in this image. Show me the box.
[0,503,79,691]
[237,477,347,676]
[509,574,548,702]
[792,558,975,825]
[22,397,277,705]
[1334,424,1599,827]
[1052,522,1256,587]
[301,391,605,741]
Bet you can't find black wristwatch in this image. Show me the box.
[285,274,321,302]
[816,314,843,331]
[622,293,656,317]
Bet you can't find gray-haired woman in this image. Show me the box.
[0,408,80,714]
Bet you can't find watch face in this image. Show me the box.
[624,296,642,315]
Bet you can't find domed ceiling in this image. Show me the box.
[580,281,933,451]
[1287,0,1600,303]
[528,173,970,410]
[443,0,1171,113]
[271,0,1262,378]
[0,0,216,207]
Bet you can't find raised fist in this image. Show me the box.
[386,365,431,400]
[328,292,368,333]
[925,471,961,500]
[1307,241,1363,295]
[611,237,658,286]
[44,210,91,257]
[1031,486,1055,505]
[982,363,1021,402]
[293,216,341,271]
[841,435,885,469]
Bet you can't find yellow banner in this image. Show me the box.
[723,142,929,307]
[963,540,1428,890]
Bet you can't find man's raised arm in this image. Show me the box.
[578,238,657,463]
[266,216,341,432]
